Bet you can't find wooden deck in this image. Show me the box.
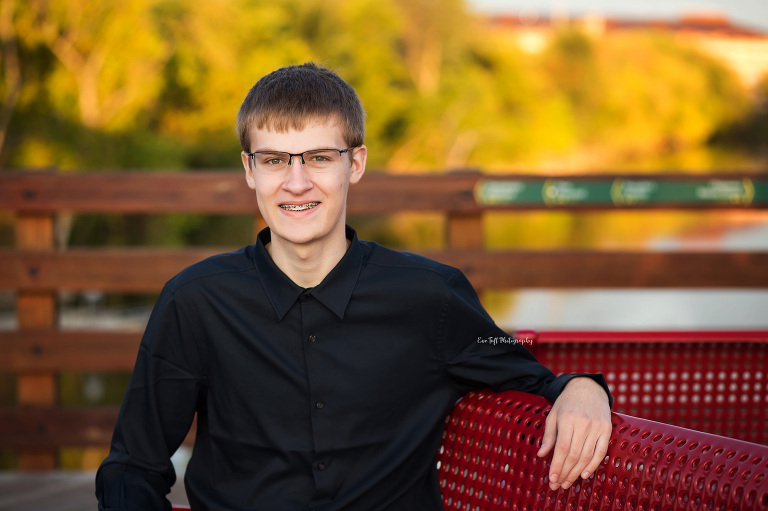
[0,472,189,510]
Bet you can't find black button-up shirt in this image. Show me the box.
[96,226,611,511]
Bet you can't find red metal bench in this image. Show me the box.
[172,388,768,510]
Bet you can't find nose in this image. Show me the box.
[286,153,306,166]
[282,157,313,194]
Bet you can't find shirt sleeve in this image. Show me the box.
[439,269,613,407]
[96,283,204,510]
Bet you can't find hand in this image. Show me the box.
[536,377,612,491]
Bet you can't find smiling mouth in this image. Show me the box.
[280,202,319,212]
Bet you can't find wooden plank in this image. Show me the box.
[0,172,482,214]
[421,249,768,289]
[346,173,481,213]
[0,407,119,448]
[0,407,195,449]
[0,172,256,214]
[0,330,142,371]
[0,247,226,292]
[2,248,768,291]
[2,172,768,213]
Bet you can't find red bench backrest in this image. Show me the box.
[526,330,768,444]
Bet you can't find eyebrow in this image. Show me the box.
[250,148,285,153]
[250,147,338,153]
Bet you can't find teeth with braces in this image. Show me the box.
[280,202,318,211]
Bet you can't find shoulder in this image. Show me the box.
[165,246,257,294]
[360,240,462,285]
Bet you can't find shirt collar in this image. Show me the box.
[253,225,363,320]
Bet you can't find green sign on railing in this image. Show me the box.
[474,177,767,207]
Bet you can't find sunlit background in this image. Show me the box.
[2,0,766,323]
[0,0,767,474]
[1,0,766,171]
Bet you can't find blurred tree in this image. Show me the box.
[276,0,412,169]
[541,29,603,137]
[0,0,21,156]
[2,0,759,173]
[151,0,313,146]
[391,0,467,96]
[17,0,171,130]
[596,32,748,158]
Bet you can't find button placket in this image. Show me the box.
[300,291,339,497]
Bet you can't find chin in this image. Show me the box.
[275,226,326,246]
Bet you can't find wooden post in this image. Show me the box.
[446,213,484,249]
[254,215,268,242]
[15,212,58,470]
[446,212,485,298]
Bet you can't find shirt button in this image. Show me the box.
[308,334,317,343]
[315,401,324,409]
[317,462,327,471]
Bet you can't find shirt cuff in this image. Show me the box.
[546,372,614,409]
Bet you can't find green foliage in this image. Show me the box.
[2,0,758,172]
[594,32,749,156]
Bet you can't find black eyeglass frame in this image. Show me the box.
[247,147,356,166]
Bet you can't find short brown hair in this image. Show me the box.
[236,62,366,152]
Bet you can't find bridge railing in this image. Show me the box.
[1,170,767,469]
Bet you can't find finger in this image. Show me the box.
[537,410,558,458]
[579,428,611,479]
[555,421,588,490]
[547,421,574,490]
[560,431,598,489]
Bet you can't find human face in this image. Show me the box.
[241,118,366,253]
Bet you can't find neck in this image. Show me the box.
[266,231,350,289]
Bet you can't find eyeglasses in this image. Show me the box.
[247,147,355,173]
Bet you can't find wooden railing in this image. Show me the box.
[1,170,767,470]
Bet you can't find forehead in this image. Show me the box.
[249,116,346,152]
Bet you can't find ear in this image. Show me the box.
[242,151,256,190]
[349,145,367,185]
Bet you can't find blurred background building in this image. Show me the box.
[487,12,768,90]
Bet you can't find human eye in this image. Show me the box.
[304,150,338,168]
[257,152,288,168]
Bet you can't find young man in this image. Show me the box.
[96,62,612,510]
